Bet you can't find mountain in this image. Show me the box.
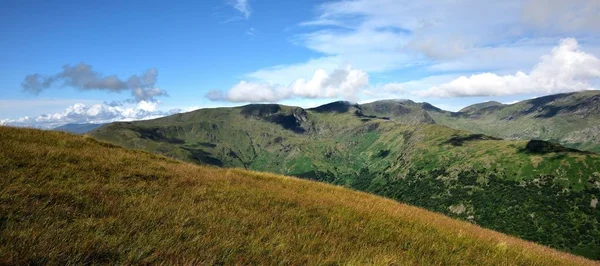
[359,99,436,124]
[429,90,600,153]
[458,101,505,113]
[53,123,104,134]
[89,98,600,259]
[4,126,597,265]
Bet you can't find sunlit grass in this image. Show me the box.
[0,126,597,265]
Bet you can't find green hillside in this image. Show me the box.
[428,90,600,153]
[53,123,104,134]
[1,126,598,265]
[90,100,600,259]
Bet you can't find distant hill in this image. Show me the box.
[90,96,600,259]
[0,126,596,265]
[429,90,600,153]
[52,123,104,134]
[360,99,436,124]
[458,101,505,113]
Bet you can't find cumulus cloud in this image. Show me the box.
[207,66,368,102]
[419,38,600,97]
[206,81,287,102]
[21,63,167,102]
[0,101,181,129]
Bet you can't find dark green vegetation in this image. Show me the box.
[90,93,600,259]
[4,127,598,265]
[53,123,104,134]
[429,90,600,153]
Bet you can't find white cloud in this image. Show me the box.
[361,74,458,99]
[419,38,600,97]
[215,81,288,102]
[228,0,251,19]
[298,27,407,56]
[208,66,369,102]
[522,0,600,34]
[406,36,470,60]
[244,0,600,86]
[246,53,415,86]
[1,101,182,129]
[291,0,520,69]
[246,56,348,85]
[427,43,555,72]
[136,100,159,112]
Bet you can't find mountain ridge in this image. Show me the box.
[89,91,600,259]
[428,90,600,153]
[458,101,505,113]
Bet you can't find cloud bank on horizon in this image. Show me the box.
[0,101,184,129]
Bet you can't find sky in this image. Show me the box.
[1,0,600,128]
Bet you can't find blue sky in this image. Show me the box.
[1,0,600,128]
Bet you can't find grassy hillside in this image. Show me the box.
[0,126,597,265]
[89,101,600,259]
[427,90,600,153]
[53,123,104,134]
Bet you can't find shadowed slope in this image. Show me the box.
[52,123,104,134]
[0,126,597,265]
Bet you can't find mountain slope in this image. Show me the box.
[2,126,597,265]
[428,90,600,153]
[360,99,436,124]
[458,101,504,113]
[89,101,600,259]
[53,123,104,134]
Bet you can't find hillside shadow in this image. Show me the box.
[137,128,185,144]
[443,134,502,146]
[268,115,306,133]
[181,147,224,166]
[240,104,281,116]
[519,140,592,155]
[240,104,306,134]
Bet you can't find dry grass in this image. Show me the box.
[0,126,597,265]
